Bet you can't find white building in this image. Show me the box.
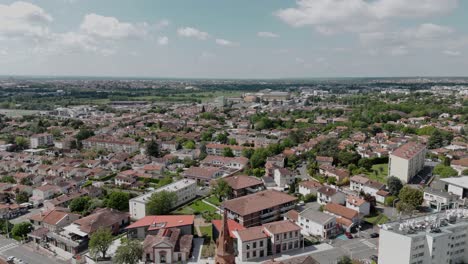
[273,168,295,188]
[440,176,468,199]
[345,195,370,216]
[379,209,468,264]
[30,133,54,149]
[423,188,460,211]
[297,208,337,239]
[389,142,426,183]
[129,179,197,220]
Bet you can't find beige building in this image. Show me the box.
[389,142,426,183]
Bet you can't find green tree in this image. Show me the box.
[75,129,95,141]
[387,176,403,196]
[183,140,196,149]
[114,239,143,264]
[15,136,29,150]
[106,191,130,211]
[0,176,16,183]
[216,132,229,144]
[146,191,177,215]
[0,220,13,235]
[397,186,423,214]
[16,192,29,204]
[69,196,91,213]
[337,256,352,264]
[89,227,114,259]
[146,140,160,157]
[222,147,234,157]
[337,151,360,166]
[11,222,32,240]
[211,179,232,202]
[433,164,458,178]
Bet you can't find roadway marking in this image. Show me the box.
[0,242,19,253]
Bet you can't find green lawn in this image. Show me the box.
[365,163,388,184]
[174,199,218,215]
[199,225,213,241]
[364,213,389,225]
[205,195,221,206]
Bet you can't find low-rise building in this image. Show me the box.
[142,228,193,264]
[30,133,54,149]
[223,190,297,227]
[317,186,345,205]
[273,168,295,188]
[126,215,194,239]
[129,179,197,220]
[223,175,264,198]
[345,195,370,216]
[298,180,322,197]
[423,188,460,211]
[297,208,337,239]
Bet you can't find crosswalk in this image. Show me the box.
[360,239,377,249]
[0,242,19,253]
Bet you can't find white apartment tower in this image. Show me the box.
[379,209,468,264]
[389,142,427,183]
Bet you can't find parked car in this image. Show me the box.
[370,232,380,238]
[345,232,353,239]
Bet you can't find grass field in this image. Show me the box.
[174,199,218,215]
[365,163,388,183]
[200,225,213,241]
[205,195,222,206]
[364,213,389,225]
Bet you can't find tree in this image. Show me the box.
[16,192,29,204]
[387,176,403,196]
[222,147,234,157]
[11,222,32,240]
[0,220,13,235]
[337,151,360,166]
[337,256,352,264]
[433,164,458,178]
[146,140,160,157]
[69,196,91,214]
[89,227,113,259]
[15,136,29,150]
[106,191,130,211]
[146,191,177,215]
[216,132,229,144]
[211,179,232,202]
[76,129,95,141]
[0,176,16,183]
[183,140,196,150]
[397,186,423,214]
[114,239,143,264]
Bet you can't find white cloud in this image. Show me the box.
[177,27,209,40]
[257,31,279,38]
[276,0,458,34]
[215,38,239,47]
[157,36,169,46]
[360,23,454,55]
[155,19,170,30]
[0,1,53,39]
[443,50,461,56]
[80,13,147,39]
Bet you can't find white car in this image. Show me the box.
[7,256,15,261]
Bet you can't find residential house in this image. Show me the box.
[126,215,195,239]
[297,208,337,239]
[142,228,193,264]
[317,186,345,205]
[345,195,370,216]
[298,180,322,197]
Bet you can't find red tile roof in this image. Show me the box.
[222,190,297,216]
[212,219,246,238]
[391,142,426,159]
[126,215,195,230]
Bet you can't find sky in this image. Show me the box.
[0,0,468,78]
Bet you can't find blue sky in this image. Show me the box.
[0,0,467,78]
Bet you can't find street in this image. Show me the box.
[0,237,65,264]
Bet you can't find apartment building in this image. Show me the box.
[389,142,427,183]
[30,133,54,149]
[205,143,247,157]
[222,190,297,227]
[379,210,468,264]
[129,179,197,220]
[82,135,139,153]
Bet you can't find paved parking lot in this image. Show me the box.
[331,236,378,262]
[0,237,65,264]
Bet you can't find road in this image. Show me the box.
[297,164,312,181]
[0,237,65,264]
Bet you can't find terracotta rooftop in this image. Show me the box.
[391,142,426,160]
[299,180,322,189]
[222,190,297,216]
[324,203,358,220]
[126,215,195,230]
[223,175,263,190]
[212,219,246,238]
[236,226,268,242]
[263,220,301,235]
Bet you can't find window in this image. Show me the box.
[253,242,257,249]
[247,252,250,259]
[282,243,287,250]
[295,231,298,237]
[260,250,264,257]
[260,241,263,247]
[246,244,250,250]
[253,251,256,257]
[294,241,299,248]
[284,233,287,239]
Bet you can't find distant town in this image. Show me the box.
[0,77,467,264]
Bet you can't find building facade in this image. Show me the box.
[389,142,427,183]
